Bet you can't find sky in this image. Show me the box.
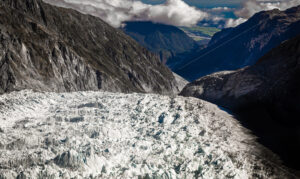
[43,0,300,28]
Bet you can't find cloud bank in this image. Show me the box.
[43,0,208,28]
[236,0,300,18]
[43,0,300,29]
[224,0,300,27]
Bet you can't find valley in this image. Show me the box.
[179,26,220,45]
[0,0,300,178]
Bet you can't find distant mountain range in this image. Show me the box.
[175,6,300,81]
[122,21,199,65]
[0,0,181,94]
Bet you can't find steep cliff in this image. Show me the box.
[0,0,179,94]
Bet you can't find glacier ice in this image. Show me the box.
[0,90,295,178]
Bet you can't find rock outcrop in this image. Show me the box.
[0,0,179,94]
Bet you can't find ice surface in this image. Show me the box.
[0,90,294,178]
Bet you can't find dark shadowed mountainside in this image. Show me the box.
[175,5,300,81]
[180,34,300,171]
[0,0,180,94]
[122,21,199,66]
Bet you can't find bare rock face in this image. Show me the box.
[172,72,188,92]
[180,34,300,170]
[0,0,179,94]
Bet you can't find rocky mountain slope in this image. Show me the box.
[180,34,300,170]
[0,90,295,178]
[172,73,188,92]
[0,0,179,95]
[175,5,300,81]
[123,21,199,65]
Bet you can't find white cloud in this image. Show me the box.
[210,7,233,12]
[43,0,208,28]
[225,18,247,27]
[236,0,300,18]
[42,0,300,29]
[222,0,300,27]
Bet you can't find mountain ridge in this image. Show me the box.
[122,21,199,65]
[174,5,300,81]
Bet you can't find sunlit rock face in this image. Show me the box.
[0,0,179,95]
[0,90,293,178]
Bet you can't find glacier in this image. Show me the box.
[0,90,295,178]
